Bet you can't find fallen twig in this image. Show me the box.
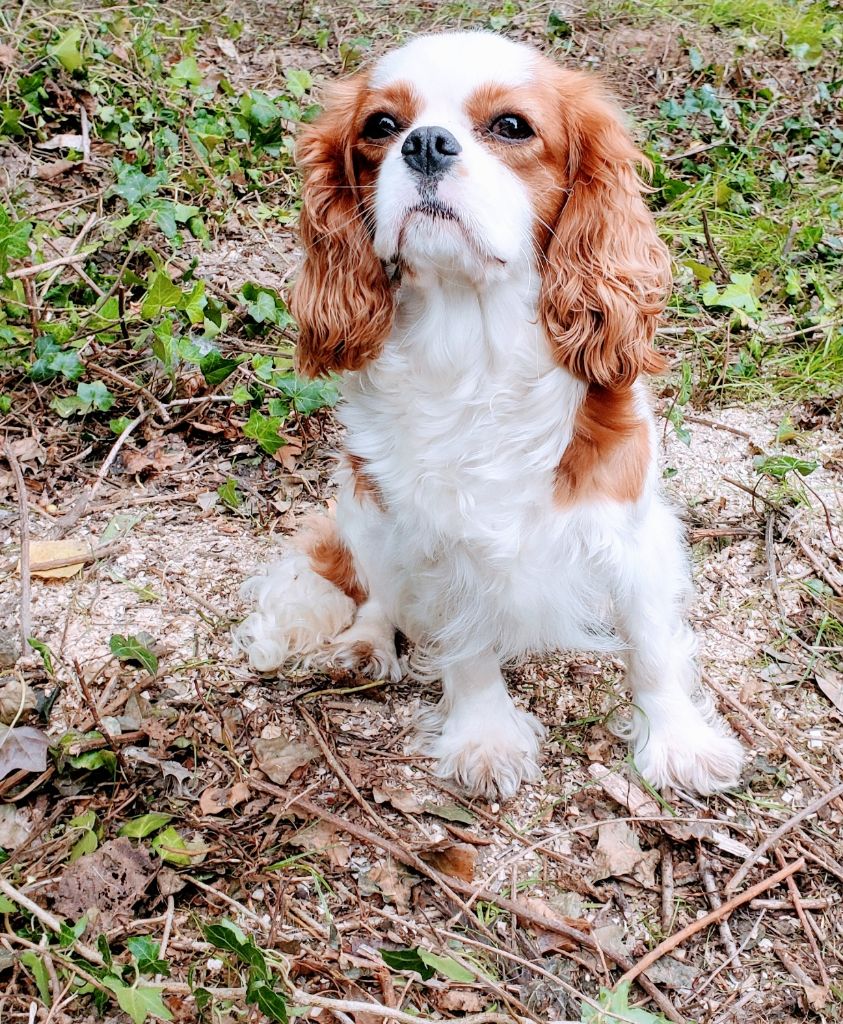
[706,678,843,815]
[14,540,128,574]
[726,782,843,893]
[661,843,674,934]
[701,208,729,280]
[774,848,830,991]
[620,857,805,986]
[4,443,31,648]
[54,410,149,534]
[0,875,105,967]
[253,784,684,1023]
[700,852,739,965]
[7,252,87,279]
[681,413,753,439]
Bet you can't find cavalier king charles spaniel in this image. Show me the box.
[238,31,745,800]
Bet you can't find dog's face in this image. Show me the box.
[364,33,541,279]
[292,31,671,386]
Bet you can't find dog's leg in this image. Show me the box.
[614,499,744,795]
[236,516,361,674]
[314,598,402,680]
[413,651,546,800]
[237,513,400,679]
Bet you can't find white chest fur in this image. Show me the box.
[335,273,622,662]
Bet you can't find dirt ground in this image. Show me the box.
[2,2,843,1023]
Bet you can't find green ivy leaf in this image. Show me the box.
[118,812,173,838]
[67,748,117,773]
[70,828,99,862]
[284,68,312,99]
[20,951,52,1006]
[183,280,207,325]
[753,454,818,479]
[380,947,435,980]
[141,271,183,320]
[0,894,16,912]
[51,28,84,72]
[103,977,173,1024]
[200,351,241,387]
[203,920,268,975]
[27,637,54,675]
[217,477,242,509]
[127,936,171,976]
[77,380,115,412]
[246,976,288,1023]
[151,826,206,866]
[111,164,168,205]
[231,383,253,406]
[700,272,761,315]
[270,374,338,415]
[243,409,285,455]
[417,949,475,983]
[109,633,159,675]
[581,981,668,1023]
[169,57,202,87]
[110,416,133,435]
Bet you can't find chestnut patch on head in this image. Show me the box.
[291,78,420,379]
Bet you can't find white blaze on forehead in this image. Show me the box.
[370,31,536,108]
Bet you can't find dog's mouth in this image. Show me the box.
[405,199,459,222]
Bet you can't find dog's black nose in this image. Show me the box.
[401,125,461,176]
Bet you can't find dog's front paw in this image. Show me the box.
[413,699,546,800]
[632,701,744,796]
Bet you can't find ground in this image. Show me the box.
[1,1,842,1023]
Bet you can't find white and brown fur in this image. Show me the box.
[237,31,745,800]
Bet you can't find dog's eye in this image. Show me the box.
[489,114,534,141]
[363,112,401,141]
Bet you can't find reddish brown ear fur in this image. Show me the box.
[539,76,672,388]
[291,76,395,378]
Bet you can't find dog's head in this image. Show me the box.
[292,31,671,385]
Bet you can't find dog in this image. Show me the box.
[237,31,745,800]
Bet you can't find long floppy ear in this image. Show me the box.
[539,79,671,388]
[291,76,395,379]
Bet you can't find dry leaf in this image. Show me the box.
[593,820,659,886]
[0,725,50,780]
[121,438,186,475]
[644,956,699,991]
[815,671,843,715]
[53,838,156,933]
[515,896,590,952]
[252,734,318,785]
[0,679,38,723]
[0,804,33,849]
[8,436,44,463]
[157,866,188,896]
[436,990,486,1012]
[34,159,76,180]
[289,821,350,868]
[588,763,754,860]
[365,860,414,913]
[216,36,240,60]
[25,539,89,579]
[37,133,85,150]
[124,747,194,796]
[372,785,424,814]
[199,781,250,815]
[0,44,17,68]
[418,840,477,881]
